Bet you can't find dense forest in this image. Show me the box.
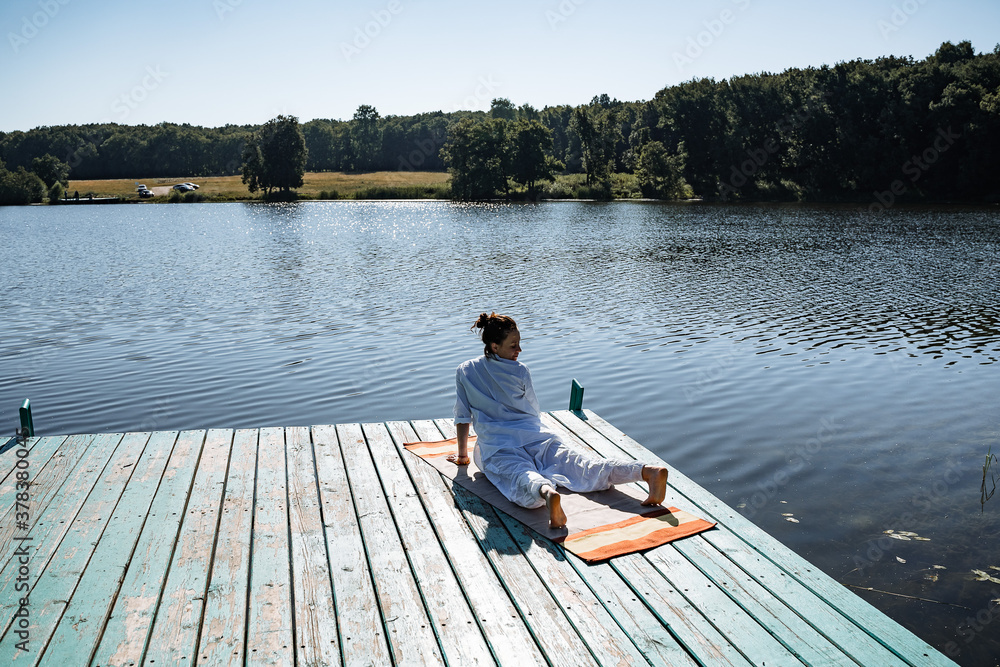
[2,41,998,203]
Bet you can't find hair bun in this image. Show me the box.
[471,312,518,358]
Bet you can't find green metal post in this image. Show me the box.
[19,399,34,438]
[569,379,584,413]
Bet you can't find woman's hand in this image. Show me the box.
[447,453,470,466]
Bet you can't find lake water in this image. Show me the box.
[2,201,999,665]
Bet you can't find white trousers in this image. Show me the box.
[475,435,645,509]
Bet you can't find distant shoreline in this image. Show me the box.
[62,171,1000,207]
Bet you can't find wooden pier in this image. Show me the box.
[1,410,957,666]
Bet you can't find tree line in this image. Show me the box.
[1,41,997,204]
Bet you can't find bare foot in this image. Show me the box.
[446,454,470,466]
[641,466,668,506]
[541,485,567,529]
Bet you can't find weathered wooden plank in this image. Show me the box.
[0,433,121,631]
[562,410,956,667]
[0,432,147,664]
[674,536,856,665]
[494,511,654,667]
[0,434,68,504]
[0,434,93,565]
[246,427,295,665]
[432,420,600,667]
[610,554,752,666]
[285,425,340,667]
[395,419,547,667]
[312,424,391,667]
[40,431,179,665]
[91,430,207,666]
[645,545,802,666]
[143,429,234,666]
[196,428,259,666]
[363,421,496,666]
[558,555,700,667]
[336,422,445,667]
[705,527,906,666]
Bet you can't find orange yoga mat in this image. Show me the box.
[403,436,715,563]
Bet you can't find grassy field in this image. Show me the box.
[67,171,452,201]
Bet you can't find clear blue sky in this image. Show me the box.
[1,0,997,131]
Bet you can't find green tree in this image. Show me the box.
[490,98,517,120]
[635,141,687,199]
[509,120,563,196]
[240,139,264,194]
[30,154,70,188]
[0,160,47,205]
[349,105,382,171]
[241,115,307,196]
[441,118,510,200]
[570,106,619,196]
[48,181,65,203]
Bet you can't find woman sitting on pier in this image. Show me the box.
[450,312,669,529]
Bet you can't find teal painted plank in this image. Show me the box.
[0,433,122,636]
[557,553,701,667]
[363,421,496,666]
[0,435,67,498]
[610,554,753,666]
[144,429,234,666]
[704,528,905,665]
[90,430,207,667]
[396,419,548,667]
[336,422,445,667]
[40,431,180,665]
[562,409,958,667]
[196,428,259,666]
[494,510,658,667]
[0,431,146,664]
[644,546,803,666]
[432,420,602,667]
[0,434,92,566]
[245,427,295,665]
[312,424,392,666]
[673,536,856,665]
[285,425,340,666]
